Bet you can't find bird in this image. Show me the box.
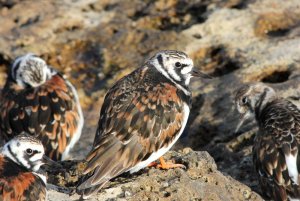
[0,134,59,201]
[0,54,84,161]
[235,82,300,201]
[76,50,211,198]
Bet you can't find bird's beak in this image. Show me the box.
[41,155,62,168]
[235,112,250,133]
[192,68,212,79]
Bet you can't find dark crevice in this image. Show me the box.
[158,4,207,31]
[192,33,202,39]
[73,43,105,94]
[212,60,239,77]
[210,47,240,77]
[267,28,291,37]
[13,17,19,23]
[88,3,96,11]
[67,25,81,32]
[129,10,148,21]
[0,53,11,69]
[20,15,40,28]
[262,71,291,83]
[129,1,209,32]
[0,0,17,9]
[103,3,118,11]
[182,4,207,24]
[230,0,255,9]
[128,0,156,21]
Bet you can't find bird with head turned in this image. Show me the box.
[235,83,300,201]
[76,50,211,199]
[0,53,84,161]
[234,82,276,132]
[11,54,52,88]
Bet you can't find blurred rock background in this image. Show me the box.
[1,0,300,200]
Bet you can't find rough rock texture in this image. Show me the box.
[47,150,262,201]
[1,0,300,200]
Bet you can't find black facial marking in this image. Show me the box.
[157,54,164,68]
[12,60,21,79]
[174,67,186,86]
[182,64,188,67]
[31,70,42,83]
[8,144,23,166]
[31,54,39,58]
[3,157,28,177]
[247,101,253,113]
[255,88,269,117]
[22,82,32,88]
[164,50,187,59]
[27,59,44,83]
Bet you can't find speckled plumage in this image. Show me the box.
[0,54,84,161]
[0,155,46,201]
[0,134,58,201]
[235,83,300,201]
[77,50,210,198]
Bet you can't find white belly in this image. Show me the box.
[61,81,84,160]
[285,153,299,185]
[129,103,190,173]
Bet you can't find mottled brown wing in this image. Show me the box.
[0,74,82,160]
[0,173,46,201]
[77,67,190,196]
[254,100,300,200]
[0,156,46,201]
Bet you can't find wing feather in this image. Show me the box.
[77,67,190,197]
[0,74,82,160]
[254,99,300,199]
[0,157,46,201]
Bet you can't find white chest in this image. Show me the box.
[129,103,190,173]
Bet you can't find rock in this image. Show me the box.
[176,0,300,194]
[47,150,262,201]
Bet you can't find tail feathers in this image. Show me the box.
[77,181,108,200]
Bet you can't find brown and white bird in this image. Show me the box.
[0,134,59,201]
[77,50,211,198]
[0,54,84,161]
[235,83,300,201]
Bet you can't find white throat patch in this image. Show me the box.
[151,59,190,96]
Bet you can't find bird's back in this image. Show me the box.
[0,73,83,160]
[77,64,191,198]
[254,99,300,200]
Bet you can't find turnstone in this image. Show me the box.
[0,54,84,161]
[77,50,211,198]
[235,83,300,201]
[0,134,58,201]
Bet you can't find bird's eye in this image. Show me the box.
[26,148,33,155]
[175,62,182,68]
[241,97,248,105]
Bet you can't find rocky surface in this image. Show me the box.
[47,150,262,201]
[1,0,300,200]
